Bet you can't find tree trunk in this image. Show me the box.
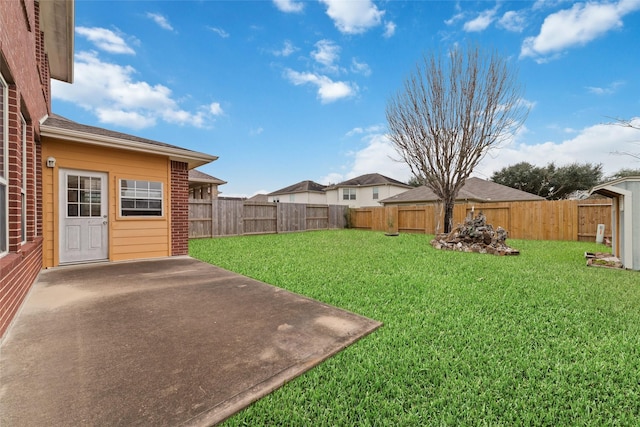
[443,199,454,234]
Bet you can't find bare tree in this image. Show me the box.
[386,45,528,233]
[609,117,640,160]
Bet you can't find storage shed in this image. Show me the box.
[590,176,640,270]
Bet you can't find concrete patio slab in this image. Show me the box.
[0,257,381,426]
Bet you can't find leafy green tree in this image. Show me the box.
[490,162,547,196]
[606,168,640,180]
[491,162,603,200]
[406,176,423,187]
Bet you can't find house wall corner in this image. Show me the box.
[170,161,189,256]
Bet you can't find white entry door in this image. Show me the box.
[59,169,108,264]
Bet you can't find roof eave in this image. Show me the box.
[39,0,75,83]
[189,178,227,185]
[40,123,218,169]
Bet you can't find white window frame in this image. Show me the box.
[0,72,8,256]
[343,188,356,201]
[20,114,27,243]
[372,187,379,200]
[119,179,164,217]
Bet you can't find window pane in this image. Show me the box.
[80,204,90,217]
[80,190,91,203]
[121,188,135,198]
[135,199,149,209]
[0,75,5,181]
[120,179,163,217]
[67,190,78,203]
[21,193,26,242]
[91,204,101,217]
[80,177,91,190]
[90,177,101,190]
[0,185,6,252]
[67,175,79,189]
[68,204,78,217]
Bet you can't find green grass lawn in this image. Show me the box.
[190,230,640,426]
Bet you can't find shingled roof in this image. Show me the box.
[380,177,545,205]
[326,173,411,189]
[189,169,227,185]
[40,114,217,169]
[268,180,327,196]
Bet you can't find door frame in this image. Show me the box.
[58,168,109,265]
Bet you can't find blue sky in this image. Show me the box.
[52,0,640,197]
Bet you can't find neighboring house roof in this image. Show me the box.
[189,169,227,186]
[40,114,217,169]
[247,194,269,202]
[268,180,327,196]
[380,177,545,205]
[39,0,75,83]
[327,173,411,189]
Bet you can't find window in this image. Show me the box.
[0,72,7,255]
[289,194,295,202]
[342,188,356,200]
[20,114,26,243]
[372,187,379,200]
[120,179,163,216]
[67,175,102,217]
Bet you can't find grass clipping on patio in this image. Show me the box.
[431,211,520,255]
[190,230,639,426]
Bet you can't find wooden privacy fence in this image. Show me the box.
[189,200,348,238]
[349,199,612,242]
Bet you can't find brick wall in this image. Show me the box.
[0,0,50,339]
[170,161,189,256]
[0,239,42,337]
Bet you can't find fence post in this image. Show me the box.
[214,198,218,237]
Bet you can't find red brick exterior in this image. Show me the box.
[1,1,50,339]
[170,161,189,256]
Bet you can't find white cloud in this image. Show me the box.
[383,21,397,38]
[498,10,526,32]
[209,102,224,116]
[95,109,156,130]
[445,12,465,26]
[249,126,264,136]
[319,172,345,186]
[327,118,640,188]
[521,0,640,61]
[586,80,625,95]
[208,26,229,38]
[284,69,357,103]
[51,51,221,129]
[321,127,411,185]
[273,40,297,57]
[351,58,371,76]
[475,118,640,179]
[346,124,384,137]
[319,0,385,34]
[463,7,498,32]
[273,0,304,13]
[75,27,135,55]
[312,40,341,70]
[146,12,174,31]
